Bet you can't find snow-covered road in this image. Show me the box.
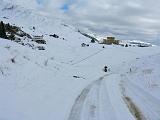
[68,51,160,120]
[68,73,135,120]
[121,73,160,120]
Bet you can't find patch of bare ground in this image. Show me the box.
[123,96,146,120]
[120,75,146,120]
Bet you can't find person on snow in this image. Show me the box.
[104,66,108,72]
[130,68,132,72]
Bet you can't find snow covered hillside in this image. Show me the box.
[0,1,160,120]
[120,54,160,120]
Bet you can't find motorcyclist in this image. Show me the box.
[104,66,108,72]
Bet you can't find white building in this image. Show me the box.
[32,35,46,44]
[32,36,44,41]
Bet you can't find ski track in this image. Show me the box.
[68,73,128,120]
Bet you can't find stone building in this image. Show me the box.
[103,37,119,45]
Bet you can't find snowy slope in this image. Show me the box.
[1,36,160,120]
[0,0,85,44]
[0,1,160,120]
[120,54,160,120]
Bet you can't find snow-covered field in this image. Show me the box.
[0,1,160,120]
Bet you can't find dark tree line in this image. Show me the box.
[0,21,7,39]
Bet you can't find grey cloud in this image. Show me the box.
[64,0,160,44]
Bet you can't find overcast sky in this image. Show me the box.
[6,0,160,43]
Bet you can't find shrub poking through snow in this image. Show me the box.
[49,34,59,38]
[37,46,45,50]
[11,57,16,63]
[0,21,7,39]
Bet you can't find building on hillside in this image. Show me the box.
[32,35,46,44]
[103,37,119,45]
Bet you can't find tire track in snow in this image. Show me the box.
[127,81,160,120]
[68,74,116,120]
[120,76,146,120]
[121,74,160,120]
